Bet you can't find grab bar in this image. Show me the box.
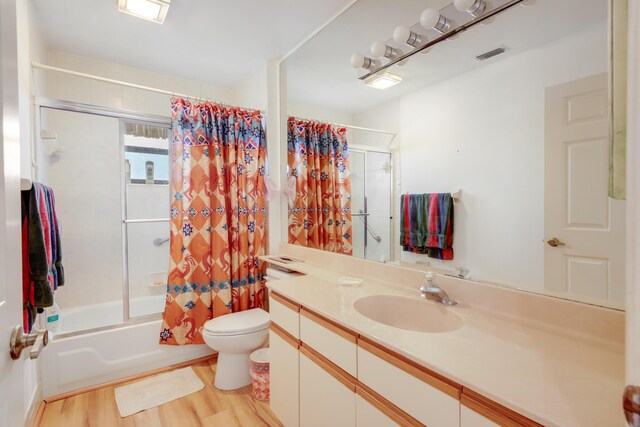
[357,210,382,243]
[153,237,170,247]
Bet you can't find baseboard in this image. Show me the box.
[30,401,46,427]
[44,353,218,403]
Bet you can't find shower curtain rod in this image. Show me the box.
[31,62,262,113]
[290,115,396,136]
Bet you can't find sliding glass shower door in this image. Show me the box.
[38,106,170,335]
[349,149,392,262]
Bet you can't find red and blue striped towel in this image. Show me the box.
[400,193,454,260]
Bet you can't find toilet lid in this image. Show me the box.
[203,308,270,336]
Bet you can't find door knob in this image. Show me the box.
[624,385,640,426]
[9,326,48,360]
[547,237,566,247]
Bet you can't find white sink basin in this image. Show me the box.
[354,295,465,333]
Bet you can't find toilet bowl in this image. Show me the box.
[202,308,270,390]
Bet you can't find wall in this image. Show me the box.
[37,50,235,116]
[399,24,608,290]
[287,100,354,124]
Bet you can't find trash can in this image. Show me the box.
[249,348,270,401]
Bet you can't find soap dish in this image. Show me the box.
[337,277,363,287]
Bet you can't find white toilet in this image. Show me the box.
[202,308,270,390]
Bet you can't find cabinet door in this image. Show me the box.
[300,351,356,427]
[461,405,500,427]
[355,394,400,427]
[270,329,299,427]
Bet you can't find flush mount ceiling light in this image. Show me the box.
[117,0,170,24]
[364,73,402,90]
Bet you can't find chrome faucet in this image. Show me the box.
[420,272,457,306]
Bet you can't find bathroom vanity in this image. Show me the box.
[264,244,624,427]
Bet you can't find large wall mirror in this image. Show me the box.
[281,0,626,309]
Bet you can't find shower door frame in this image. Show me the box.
[35,97,171,338]
[348,146,394,262]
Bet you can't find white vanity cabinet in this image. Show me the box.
[268,290,540,427]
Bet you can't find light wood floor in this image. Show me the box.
[38,358,283,427]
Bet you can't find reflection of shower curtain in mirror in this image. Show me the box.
[160,99,267,345]
[287,117,353,255]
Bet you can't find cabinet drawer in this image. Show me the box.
[461,405,501,427]
[269,292,300,338]
[357,339,460,427]
[461,390,542,427]
[300,308,357,377]
[300,348,356,427]
[356,386,419,427]
[356,394,399,427]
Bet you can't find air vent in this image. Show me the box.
[476,47,506,61]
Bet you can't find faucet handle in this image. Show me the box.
[424,271,438,287]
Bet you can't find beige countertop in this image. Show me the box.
[264,255,625,427]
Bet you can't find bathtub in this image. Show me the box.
[55,295,167,335]
[40,296,214,398]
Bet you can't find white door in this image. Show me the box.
[0,0,27,425]
[544,73,626,308]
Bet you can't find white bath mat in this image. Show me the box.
[115,367,205,417]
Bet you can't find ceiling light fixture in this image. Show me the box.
[117,0,170,24]
[393,25,423,48]
[364,73,402,90]
[350,53,376,70]
[370,41,399,60]
[420,8,451,34]
[454,0,486,18]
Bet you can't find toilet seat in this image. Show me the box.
[203,308,269,336]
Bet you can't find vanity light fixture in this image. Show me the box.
[420,8,451,34]
[364,72,402,90]
[370,40,399,60]
[454,0,486,18]
[354,0,529,80]
[350,53,376,70]
[117,0,170,24]
[393,25,423,48]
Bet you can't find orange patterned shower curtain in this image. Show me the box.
[160,99,267,345]
[287,117,352,255]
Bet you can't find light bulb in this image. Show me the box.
[454,0,486,17]
[350,53,374,70]
[393,25,422,48]
[370,40,397,59]
[420,8,450,33]
[370,41,387,58]
[393,26,410,44]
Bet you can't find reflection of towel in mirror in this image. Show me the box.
[400,193,454,260]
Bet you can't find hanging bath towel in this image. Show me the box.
[400,193,454,260]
